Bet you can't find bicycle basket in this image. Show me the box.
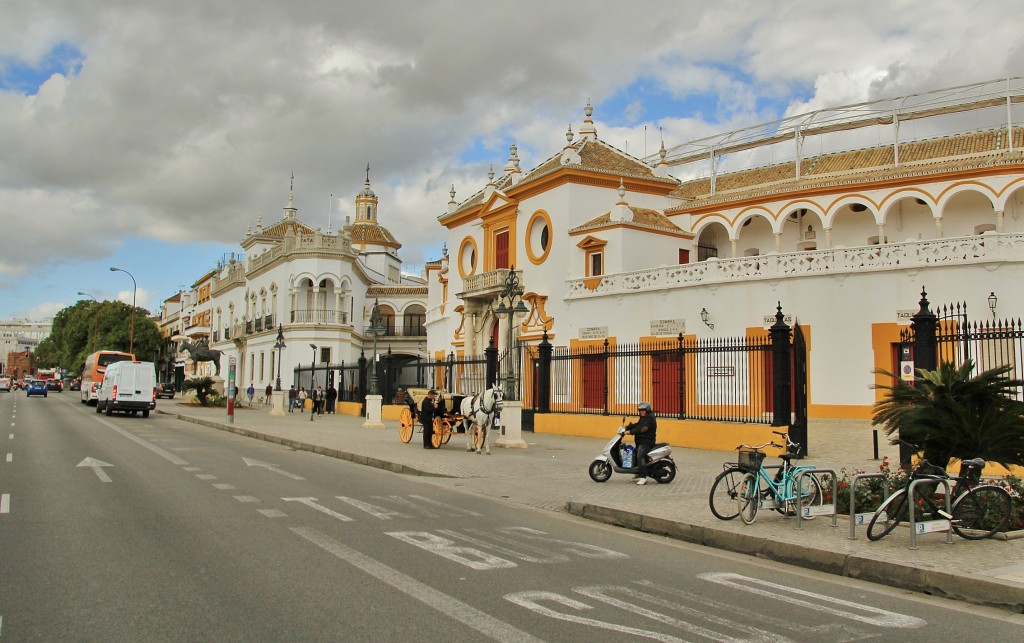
[737,449,765,473]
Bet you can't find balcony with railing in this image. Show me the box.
[459,268,522,299]
[290,309,349,324]
[566,232,1024,298]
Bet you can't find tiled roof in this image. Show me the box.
[258,218,317,238]
[667,127,1024,209]
[570,207,686,235]
[348,223,401,248]
[366,285,428,296]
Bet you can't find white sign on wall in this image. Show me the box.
[649,319,686,336]
[896,309,916,325]
[579,326,608,340]
[762,313,794,328]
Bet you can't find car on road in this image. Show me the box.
[46,379,63,392]
[26,380,48,397]
[0,377,11,392]
[156,382,176,399]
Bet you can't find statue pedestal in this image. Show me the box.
[270,390,286,416]
[496,401,528,449]
[362,395,385,429]
[211,376,225,396]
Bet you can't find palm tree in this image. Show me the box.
[181,376,217,407]
[873,360,1024,471]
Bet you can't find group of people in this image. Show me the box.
[286,384,339,414]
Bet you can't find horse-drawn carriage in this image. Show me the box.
[396,386,503,453]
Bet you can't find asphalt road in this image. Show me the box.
[1,391,1020,641]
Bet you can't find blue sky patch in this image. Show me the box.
[0,42,84,95]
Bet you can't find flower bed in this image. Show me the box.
[823,456,1024,534]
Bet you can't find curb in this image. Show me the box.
[565,502,1024,613]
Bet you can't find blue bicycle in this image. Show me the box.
[734,432,823,524]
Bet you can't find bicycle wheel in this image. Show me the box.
[738,472,760,524]
[952,485,1012,539]
[781,473,824,518]
[866,488,908,541]
[398,408,414,443]
[708,467,743,520]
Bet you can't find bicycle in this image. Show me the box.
[708,431,822,522]
[865,440,1012,541]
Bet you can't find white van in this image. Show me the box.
[96,361,157,417]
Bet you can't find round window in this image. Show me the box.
[526,210,553,264]
[458,237,478,278]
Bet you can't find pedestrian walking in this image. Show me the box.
[246,384,255,407]
[314,386,325,415]
[298,387,307,413]
[288,385,297,412]
[265,383,273,406]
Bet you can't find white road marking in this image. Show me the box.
[94,416,188,465]
[243,457,304,480]
[213,483,236,490]
[77,457,114,483]
[386,531,517,570]
[506,591,685,642]
[6,453,11,462]
[407,494,483,516]
[196,474,217,480]
[234,495,260,503]
[282,497,353,521]
[0,494,9,514]
[258,509,287,518]
[501,527,627,559]
[183,467,202,472]
[698,573,927,628]
[293,527,544,643]
[438,529,570,564]
[335,496,410,520]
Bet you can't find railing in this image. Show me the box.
[290,309,349,324]
[567,232,1024,298]
[461,268,522,297]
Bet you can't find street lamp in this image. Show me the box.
[309,343,317,421]
[109,267,137,355]
[988,292,998,319]
[367,299,386,395]
[77,291,99,353]
[273,324,286,391]
[494,266,529,401]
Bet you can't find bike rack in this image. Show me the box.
[847,473,891,540]
[794,469,838,530]
[907,478,954,550]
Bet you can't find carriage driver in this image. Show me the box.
[421,389,439,449]
[626,402,657,485]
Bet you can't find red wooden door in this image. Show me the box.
[583,357,604,409]
[652,353,681,416]
[495,229,509,269]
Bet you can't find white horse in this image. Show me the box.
[460,386,503,454]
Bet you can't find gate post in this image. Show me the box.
[904,287,938,466]
[485,337,498,389]
[357,350,368,416]
[537,331,552,414]
[769,302,792,427]
[602,338,610,416]
[676,333,685,419]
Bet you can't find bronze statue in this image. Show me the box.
[179,338,223,376]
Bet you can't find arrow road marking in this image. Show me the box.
[282,497,353,521]
[78,457,114,482]
[243,457,304,480]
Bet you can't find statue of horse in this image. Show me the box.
[179,338,223,376]
[459,385,503,455]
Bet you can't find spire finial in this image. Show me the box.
[449,184,456,201]
[290,172,294,193]
[585,98,593,119]
[365,163,370,185]
[618,178,626,200]
[488,164,495,183]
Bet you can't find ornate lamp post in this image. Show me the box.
[109,266,137,354]
[273,324,286,391]
[77,291,99,353]
[309,343,317,422]
[367,299,386,395]
[494,267,529,401]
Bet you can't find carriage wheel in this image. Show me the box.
[441,419,454,444]
[431,418,446,449]
[398,408,414,443]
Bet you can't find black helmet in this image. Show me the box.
[637,401,652,412]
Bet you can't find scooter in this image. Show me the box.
[588,419,676,483]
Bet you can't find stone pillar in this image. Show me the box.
[362,394,385,429]
[995,209,1004,233]
[774,232,782,253]
[495,400,528,449]
[270,390,287,416]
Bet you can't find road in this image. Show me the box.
[1,391,1020,641]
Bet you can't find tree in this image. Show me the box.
[873,360,1024,470]
[181,376,217,406]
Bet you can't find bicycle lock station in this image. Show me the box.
[847,473,891,540]
[793,468,838,530]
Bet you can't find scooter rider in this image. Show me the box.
[627,402,657,485]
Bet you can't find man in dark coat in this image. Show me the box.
[326,384,337,414]
[420,389,439,449]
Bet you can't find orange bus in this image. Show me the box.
[80,350,135,405]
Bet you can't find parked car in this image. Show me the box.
[69,379,82,391]
[26,380,48,397]
[156,382,176,399]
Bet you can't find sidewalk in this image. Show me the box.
[159,402,1024,612]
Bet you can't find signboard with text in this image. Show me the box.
[579,326,608,340]
[649,319,686,336]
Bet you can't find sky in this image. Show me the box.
[3,0,1024,320]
